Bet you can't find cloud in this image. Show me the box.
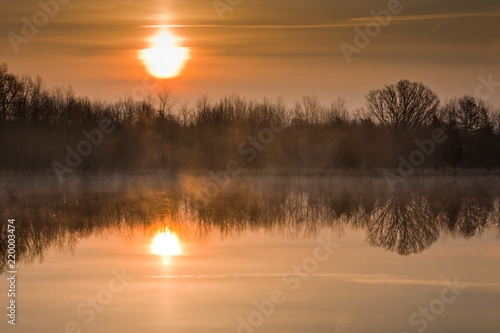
[143,273,500,288]
[141,23,364,29]
[140,11,500,30]
[353,11,500,23]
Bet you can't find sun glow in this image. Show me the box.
[151,230,181,256]
[139,29,189,79]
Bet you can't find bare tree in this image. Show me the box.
[491,108,500,134]
[156,84,178,119]
[179,102,193,127]
[326,97,349,125]
[0,63,22,122]
[292,95,325,125]
[442,95,491,132]
[365,79,440,134]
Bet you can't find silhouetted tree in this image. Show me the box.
[442,96,491,133]
[365,80,440,134]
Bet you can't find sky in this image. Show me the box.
[1,0,500,110]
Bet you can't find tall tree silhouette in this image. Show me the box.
[365,80,440,134]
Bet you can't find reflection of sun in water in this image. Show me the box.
[151,230,181,258]
[139,29,189,79]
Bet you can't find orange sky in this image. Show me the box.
[1,0,500,109]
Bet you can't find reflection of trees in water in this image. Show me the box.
[492,198,500,238]
[366,189,439,256]
[0,190,164,274]
[1,177,499,271]
[426,182,494,238]
[449,197,491,238]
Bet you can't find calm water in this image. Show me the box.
[1,176,499,333]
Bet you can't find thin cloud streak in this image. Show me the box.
[141,11,500,30]
[143,273,394,279]
[143,273,500,287]
[141,23,360,29]
[353,11,500,22]
[351,279,500,288]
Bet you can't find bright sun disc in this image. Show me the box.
[151,231,181,256]
[140,29,189,79]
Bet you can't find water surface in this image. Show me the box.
[1,176,499,333]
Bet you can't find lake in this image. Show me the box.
[1,175,499,333]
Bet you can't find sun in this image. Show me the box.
[151,230,182,256]
[139,29,189,79]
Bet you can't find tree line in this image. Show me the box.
[1,63,499,173]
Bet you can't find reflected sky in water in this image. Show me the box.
[0,176,499,332]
